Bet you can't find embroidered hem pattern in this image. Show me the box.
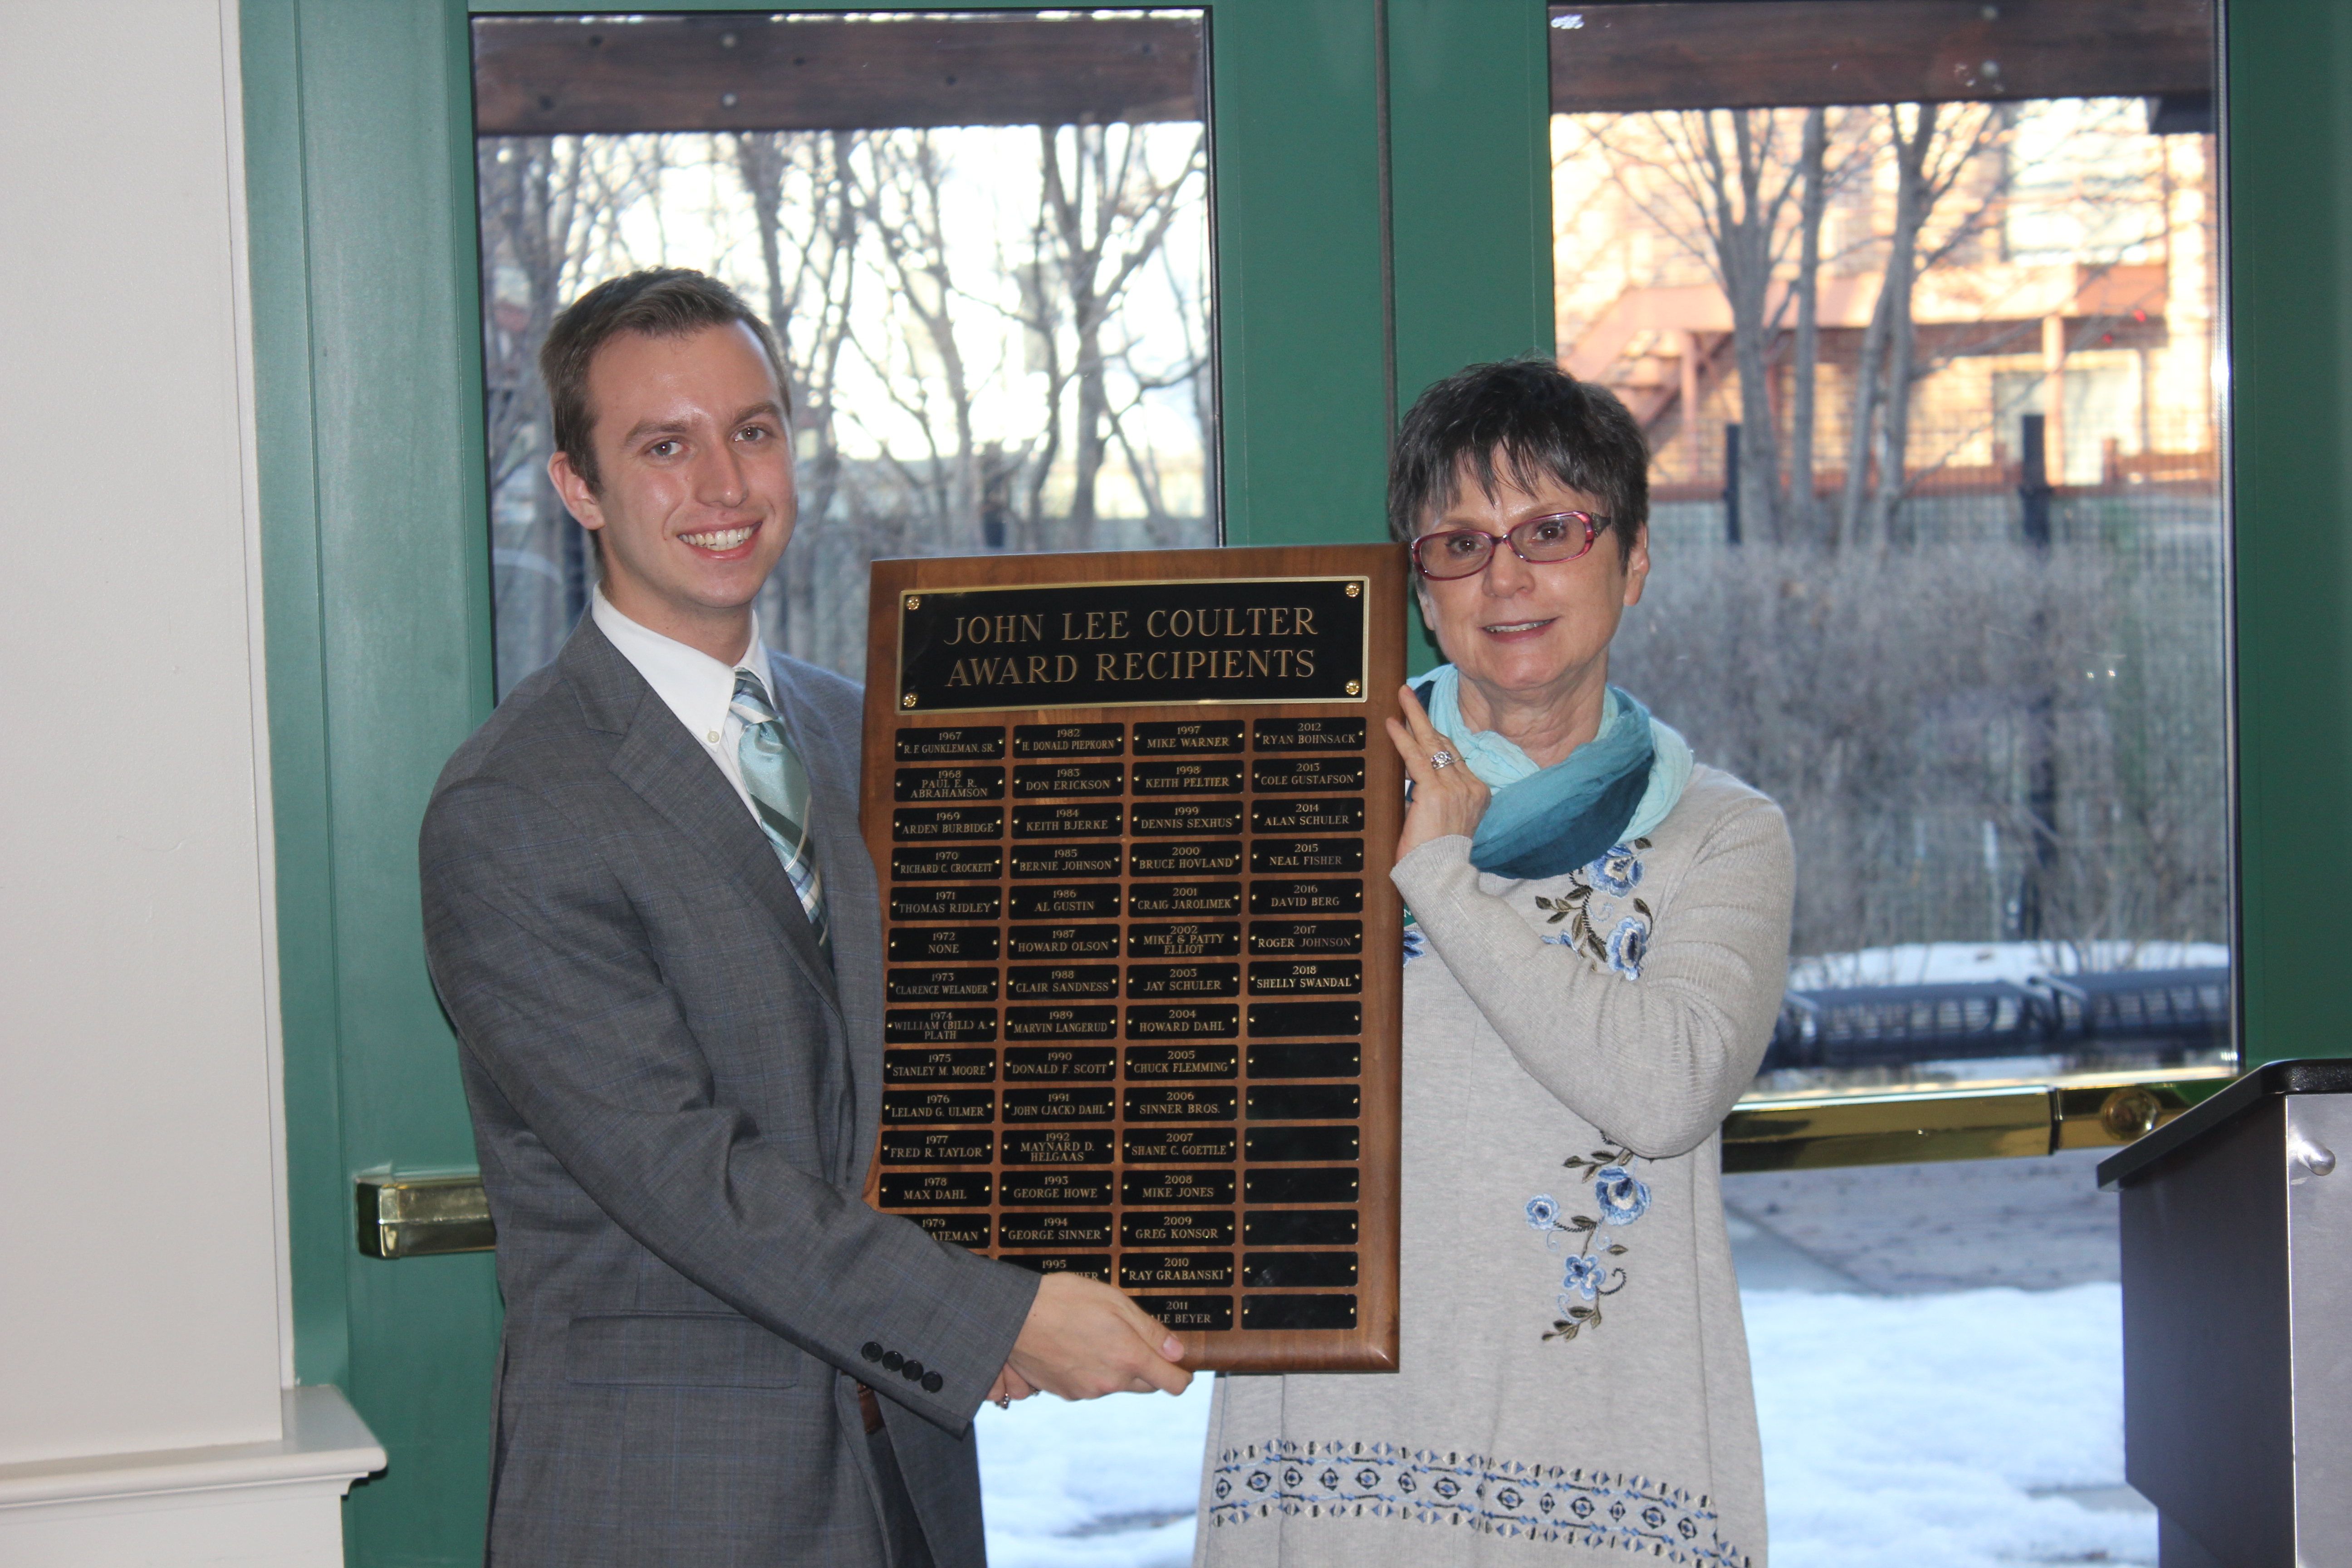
[1207,1438,1749,1565]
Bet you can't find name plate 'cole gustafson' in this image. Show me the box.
[857,544,1406,1375]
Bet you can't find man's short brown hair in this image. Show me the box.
[539,268,790,494]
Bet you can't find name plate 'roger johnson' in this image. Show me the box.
[858,544,1404,1376]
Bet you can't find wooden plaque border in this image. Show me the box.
[858,544,1404,1373]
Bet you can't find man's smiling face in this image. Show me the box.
[549,320,796,658]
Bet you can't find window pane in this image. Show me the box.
[475,11,1214,694]
[1550,5,2230,1098]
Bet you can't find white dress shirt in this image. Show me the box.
[591,587,775,824]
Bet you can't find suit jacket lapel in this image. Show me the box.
[565,622,844,1019]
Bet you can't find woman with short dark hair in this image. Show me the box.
[1196,360,1793,1567]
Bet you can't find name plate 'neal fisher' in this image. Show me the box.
[859,545,1403,1375]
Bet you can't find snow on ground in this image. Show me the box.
[1788,940,2229,991]
[976,1284,2150,1567]
[1746,1284,2153,1566]
[976,1375,1214,1568]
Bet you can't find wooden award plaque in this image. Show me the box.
[858,544,1405,1373]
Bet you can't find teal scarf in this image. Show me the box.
[1416,666,1693,880]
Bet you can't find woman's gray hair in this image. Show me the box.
[1388,358,1649,555]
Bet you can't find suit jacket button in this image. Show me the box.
[882,1351,905,1372]
[901,1360,925,1382]
[861,1342,885,1364]
[921,1371,944,1394]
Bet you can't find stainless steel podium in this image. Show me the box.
[2098,1060,2352,1565]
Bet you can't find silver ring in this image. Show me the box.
[1430,750,1457,770]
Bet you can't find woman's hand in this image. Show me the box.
[1387,683,1490,860]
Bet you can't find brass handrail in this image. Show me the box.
[356,1171,496,1259]
[1722,1067,2235,1174]
[352,1068,2239,1254]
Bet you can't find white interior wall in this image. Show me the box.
[0,0,289,1465]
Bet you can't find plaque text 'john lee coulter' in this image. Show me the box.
[898,577,1369,713]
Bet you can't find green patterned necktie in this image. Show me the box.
[731,669,833,963]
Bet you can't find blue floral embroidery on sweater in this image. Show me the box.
[1533,839,1653,981]
[1525,1142,1652,1342]
[1206,1438,1749,1565]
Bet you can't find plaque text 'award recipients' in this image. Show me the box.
[858,545,1405,1373]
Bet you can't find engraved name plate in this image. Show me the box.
[1122,1044,1240,1080]
[1131,800,1244,835]
[1128,921,1241,959]
[1133,758,1246,794]
[889,886,1002,923]
[1126,963,1241,1000]
[999,1128,1115,1166]
[1001,1171,1115,1206]
[999,1212,1114,1248]
[1132,1295,1234,1331]
[1119,1252,1235,1290]
[1246,921,1362,956]
[1010,842,1124,878]
[879,1129,994,1164]
[1009,884,1121,921]
[1006,924,1121,960]
[1014,722,1125,756]
[1002,1046,1117,1080]
[896,726,1005,761]
[1128,839,1244,877]
[1011,802,1123,838]
[1003,1004,1119,1039]
[1121,1210,1237,1246]
[1005,966,1120,1001]
[1250,798,1367,834]
[1126,882,1242,918]
[1250,756,1366,793]
[894,766,1006,803]
[1133,720,1244,753]
[894,806,1005,840]
[882,1047,999,1083]
[1122,1125,1238,1161]
[1245,959,1363,995]
[879,1171,993,1206]
[886,968,1000,1004]
[913,1213,993,1247]
[889,926,1001,963]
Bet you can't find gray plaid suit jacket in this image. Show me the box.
[421,615,1038,1567]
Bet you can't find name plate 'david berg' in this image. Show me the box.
[859,545,1404,1374]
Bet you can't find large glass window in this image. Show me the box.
[474,10,1214,692]
[1547,5,2221,1554]
[1549,3,2229,1099]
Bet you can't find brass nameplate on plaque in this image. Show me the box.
[860,545,1403,1375]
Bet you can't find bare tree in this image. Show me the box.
[1597,108,1867,544]
[1835,102,2009,548]
[732,129,866,658]
[1019,123,1207,548]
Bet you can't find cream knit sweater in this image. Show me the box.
[1196,766,1794,1567]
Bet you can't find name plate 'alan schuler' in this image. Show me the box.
[858,544,1405,1374]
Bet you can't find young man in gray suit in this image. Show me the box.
[421,269,1189,1567]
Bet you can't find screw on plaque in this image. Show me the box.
[1345,681,1361,696]
[902,693,917,708]
[1346,583,1360,597]
[906,595,921,609]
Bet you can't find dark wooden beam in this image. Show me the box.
[472,12,1204,137]
[1551,0,2214,113]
